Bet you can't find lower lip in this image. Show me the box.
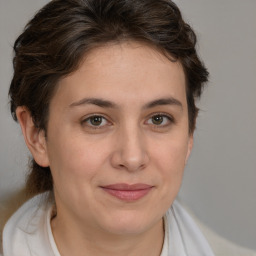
[102,188,152,201]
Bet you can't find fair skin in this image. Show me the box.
[17,41,193,256]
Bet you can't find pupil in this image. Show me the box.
[152,115,163,125]
[91,116,102,125]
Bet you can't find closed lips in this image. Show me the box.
[100,183,154,201]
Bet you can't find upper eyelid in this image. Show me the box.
[81,115,111,130]
[81,113,111,123]
[147,114,176,127]
[146,112,175,121]
[80,112,175,124]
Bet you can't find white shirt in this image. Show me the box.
[3,193,214,256]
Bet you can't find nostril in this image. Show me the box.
[110,130,149,172]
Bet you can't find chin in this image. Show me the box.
[98,209,162,235]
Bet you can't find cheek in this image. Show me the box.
[47,133,110,181]
[153,138,188,170]
[150,137,189,188]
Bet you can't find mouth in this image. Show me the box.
[100,183,154,202]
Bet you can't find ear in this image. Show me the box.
[16,106,50,167]
[185,134,194,164]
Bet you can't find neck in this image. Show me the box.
[51,211,165,256]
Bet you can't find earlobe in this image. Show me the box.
[16,106,50,167]
[185,135,194,164]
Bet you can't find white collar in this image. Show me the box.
[3,193,214,256]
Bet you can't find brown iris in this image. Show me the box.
[89,116,103,126]
[152,115,164,125]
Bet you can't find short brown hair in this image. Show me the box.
[9,0,208,196]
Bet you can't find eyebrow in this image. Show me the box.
[143,97,183,110]
[69,98,117,108]
[69,96,183,109]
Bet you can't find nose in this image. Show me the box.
[110,126,149,172]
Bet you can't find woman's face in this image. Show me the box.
[44,42,193,235]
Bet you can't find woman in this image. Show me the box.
[2,0,214,255]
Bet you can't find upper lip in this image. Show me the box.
[101,183,153,190]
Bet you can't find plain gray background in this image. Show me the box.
[0,0,255,251]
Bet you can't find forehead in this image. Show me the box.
[52,41,186,108]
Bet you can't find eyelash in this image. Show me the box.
[145,113,175,128]
[81,113,175,130]
[81,114,111,129]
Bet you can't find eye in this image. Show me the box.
[151,115,165,125]
[82,115,109,128]
[146,114,174,127]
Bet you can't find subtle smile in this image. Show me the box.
[100,183,154,201]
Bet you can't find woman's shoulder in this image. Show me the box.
[3,192,49,230]
[2,192,54,256]
[0,188,28,255]
[176,201,256,256]
[195,217,256,256]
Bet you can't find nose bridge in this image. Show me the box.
[112,120,149,171]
